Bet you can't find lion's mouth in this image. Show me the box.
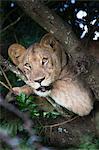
[37,85,52,92]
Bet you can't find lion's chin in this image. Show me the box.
[34,85,52,97]
[34,89,51,97]
[37,85,52,92]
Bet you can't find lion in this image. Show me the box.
[8,33,94,116]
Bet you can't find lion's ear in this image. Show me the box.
[8,43,26,66]
[40,33,59,51]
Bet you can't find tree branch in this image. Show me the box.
[0,55,27,81]
[16,0,79,53]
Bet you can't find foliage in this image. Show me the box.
[16,93,60,119]
[79,135,99,150]
[0,92,60,145]
[43,111,60,119]
[0,128,35,150]
[67,135,99,150]
[0,119,23,136]
[16,93,40,117]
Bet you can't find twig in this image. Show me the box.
[1,8,18,26]
[0,80,11,91]
[0,15,23,33]
[43,116,79,138]
[0,66,12,90]
[44,116,79,128]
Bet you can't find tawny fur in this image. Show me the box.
[8,34,94,116]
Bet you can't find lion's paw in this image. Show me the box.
[12,87,22,95]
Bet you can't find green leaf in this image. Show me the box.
[0,119,23,136]
[16,93,26,103]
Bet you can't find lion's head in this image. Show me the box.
[8,34,67,96]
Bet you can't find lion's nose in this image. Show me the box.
[34,77,45,83]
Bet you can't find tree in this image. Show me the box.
[0,0,99,148]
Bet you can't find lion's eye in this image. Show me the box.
[24,63,31,70]
[42,57,48,65]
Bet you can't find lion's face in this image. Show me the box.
[22,44,62,96]
[8,34,64,97]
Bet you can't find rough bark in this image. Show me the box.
[39,115,96,147]
[16,0,99,100]
[16,0,79,53]
[0,55,27,81]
